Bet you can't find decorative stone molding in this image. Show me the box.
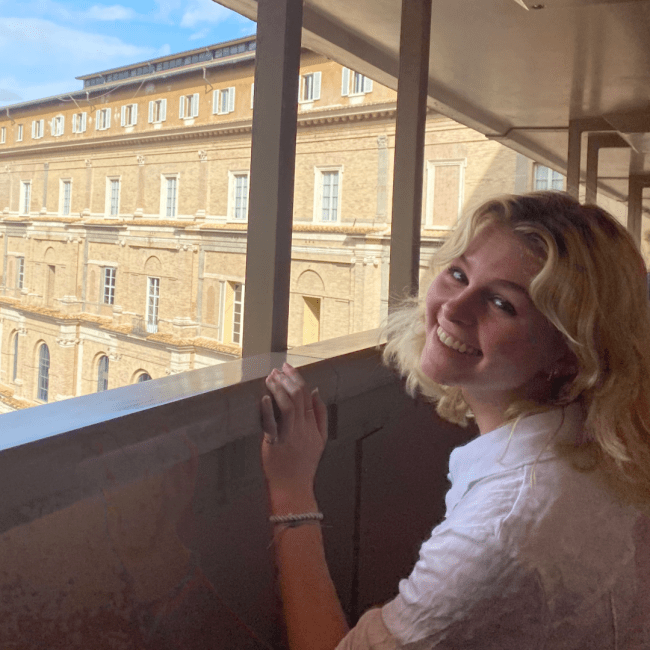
[137,155,146,165]
[56,337,79,348]
[85,159,92,168]
[108,351,121,362]
[198,150,208,162]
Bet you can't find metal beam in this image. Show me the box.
[242,0,303,356]
[388,0,433,308]
[628,175,650,248]
[585,133,628,204]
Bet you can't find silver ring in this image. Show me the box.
[264,435,279,445]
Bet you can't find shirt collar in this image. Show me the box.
[445,403,584,513]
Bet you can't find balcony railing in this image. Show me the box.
[132,315,158,336]
[0,329,474,648]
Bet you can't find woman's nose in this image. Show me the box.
[441,289,476,325]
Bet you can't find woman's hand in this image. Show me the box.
[261,363,328,506]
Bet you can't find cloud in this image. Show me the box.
[0,89,22,102]
[84,4,138,21]
[180,0,231,28]
[0,17,157,64]
[189,28,210,41]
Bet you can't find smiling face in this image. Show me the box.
[420,222,568,421]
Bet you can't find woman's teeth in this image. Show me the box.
[436,326,481,356]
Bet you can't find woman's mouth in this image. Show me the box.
[436,326,482,357]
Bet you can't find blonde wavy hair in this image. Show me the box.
[384,191,650,508]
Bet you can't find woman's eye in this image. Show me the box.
[491,296,517,316]
[448,266,466,283]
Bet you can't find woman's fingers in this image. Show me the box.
[261,395,278,438]
[311,388,328,443]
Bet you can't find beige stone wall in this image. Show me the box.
[4,45,623,411]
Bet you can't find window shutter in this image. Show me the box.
[179,96,185,119]
[81,112,87,132]
[59,116,64,135]
[250,83,254,109]
[132,103,138,124]
[161,99,167,122]
[39,119,44,137]
[95,112,100,130]
[50,118,55,135]
[32,121,36,138]
[313,72,321,100]
[228,87,235,113]
[213,89,219,114]
[121,105,126,126]
[364,77,373,93]
[341,67,350,96]
[192,93,199,117]
[72,114,77,134]
[106,108,111,129]
[148,101,154,123]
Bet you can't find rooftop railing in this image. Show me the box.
[0,329,474,648]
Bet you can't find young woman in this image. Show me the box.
[260,192,650,650]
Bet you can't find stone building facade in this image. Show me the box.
[0,36,579,411]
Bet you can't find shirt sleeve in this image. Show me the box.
[381,475,548,649]
[334,609,400,650]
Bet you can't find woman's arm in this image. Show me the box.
[261,363,349,650]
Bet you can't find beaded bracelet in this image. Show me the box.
[269,512,324,528]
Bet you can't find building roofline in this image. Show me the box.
[75,34,256,80]
[0,52,256,115]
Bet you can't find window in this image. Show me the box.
[72,112,87,133]
[0,127,5,144]
[20,181,31,216]
[12,333,19,382]
[232,282,244,345]
[146,277,160,333]
[51,115,64,136]
[426,160,466,228]
[16,256,24,290]
[229,172,249,221]
[31,119,44,139]
[179,93,199,119]
[97,355,109,392]
[315,168,341,222]
[103,267,116,305]
[121,103,138,127]
[95,108,111,131]
[341,67,373,96]
[217,280,226,342]
[60,180,71,216]
[213,88,235,115]
[534,164,565,190]
[300,72,321,102]
[148,99,167,123]
[162,175,178,217]
[17,124,23,141]
[106,178,120,217]
[137,372,152,383]
[38,343,50,402]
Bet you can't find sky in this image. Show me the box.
[0,0,256,107]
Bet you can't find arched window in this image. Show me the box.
[12,332,19,382]
[38,344,50,402]
[137,372,152,383]
[97,355,109,392]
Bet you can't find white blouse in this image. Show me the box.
[336,405,650,649]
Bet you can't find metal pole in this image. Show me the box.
[585,134,599,204]
[567,120,582,200]
[242,0,303,356]
[388,0,433,309]
[628,175,643,248]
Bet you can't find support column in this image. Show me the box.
[585,134,599,204]
[388,0,433,308]
[628,175,644,248]
[135,155,145,218]
[242,0,303,356]
[567,120,582,200]
[41,163,49,215]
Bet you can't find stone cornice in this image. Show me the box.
[0,103,404,161]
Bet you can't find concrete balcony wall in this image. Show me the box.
[0,330,475,648]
